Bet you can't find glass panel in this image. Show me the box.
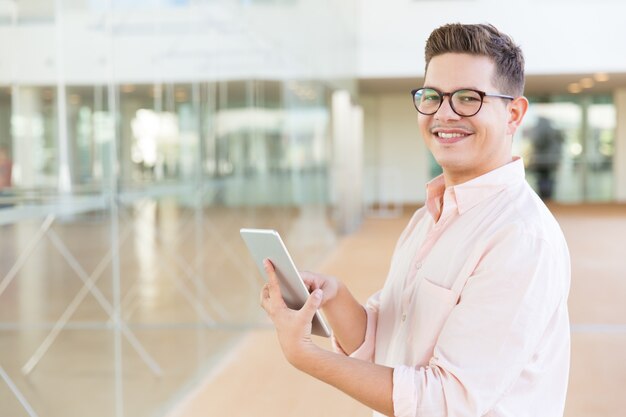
[586,102,615,201]
[521,102,578,201]
[0,87,13,201]
[9,87,59,192]
[521,95,615,203]
[0,0,356,416]
[65,86,102,188]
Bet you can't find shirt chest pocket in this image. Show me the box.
[406,277,459,366]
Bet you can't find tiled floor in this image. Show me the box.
[171,204,626,417]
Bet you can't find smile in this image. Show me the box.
[437,132,466,139]
[431,128,473,144]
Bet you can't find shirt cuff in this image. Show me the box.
[392,365,446,417]
[331,305,377,362]
[393,365,418,417]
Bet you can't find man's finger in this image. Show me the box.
[300,272,318,293]
[301,289,323,321]
[259,283,269,308]
[264,259,286,307]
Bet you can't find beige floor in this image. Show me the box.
[0,203,340,417]
[170,205,626,417]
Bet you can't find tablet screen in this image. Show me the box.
[240,228,331,337]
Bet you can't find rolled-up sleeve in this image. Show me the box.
[392,231,569,417]
[332,290,382,362]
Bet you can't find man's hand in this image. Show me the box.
[259,260,394,417]
[260,259,323,368]
[302,271,368,356]
[300,271,340,307]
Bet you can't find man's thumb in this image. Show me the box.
[303,289,323,318]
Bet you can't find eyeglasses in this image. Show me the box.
[411,88,515,117]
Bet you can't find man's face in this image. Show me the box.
[418,53,524,185]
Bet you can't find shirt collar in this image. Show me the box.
[425,157,526,220]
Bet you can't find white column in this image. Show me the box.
[11,87,43,188]
[349,104,364,226]
[331,90,363,234]
[613,89,626,202]
[55,0,72,194]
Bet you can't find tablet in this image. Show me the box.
[240,228,331,338]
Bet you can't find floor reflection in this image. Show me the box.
[0,201,338,417]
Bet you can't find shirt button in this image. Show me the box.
[401,313,407,322]
[414,261,422,270]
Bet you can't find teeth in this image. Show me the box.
[437,132,466,139]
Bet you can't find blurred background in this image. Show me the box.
[0,1,624,416]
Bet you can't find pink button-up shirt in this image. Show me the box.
[336,158,571,417]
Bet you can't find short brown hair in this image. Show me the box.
[424,23,525,96]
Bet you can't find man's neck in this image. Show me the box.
[442,156,515,188]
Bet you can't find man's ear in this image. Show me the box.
[506,96,529,136]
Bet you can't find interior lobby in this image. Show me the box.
[1,1,625,416]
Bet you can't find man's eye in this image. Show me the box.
[423,95,440,101]
[456,93,481,102]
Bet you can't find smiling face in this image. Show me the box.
[418,53,528,186]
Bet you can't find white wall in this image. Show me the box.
[362,93,429,205]
[358,0,626,78]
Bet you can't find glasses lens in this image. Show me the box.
[451,89,482,116]
[414,88,441,114]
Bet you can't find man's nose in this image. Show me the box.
[434,97,461,121]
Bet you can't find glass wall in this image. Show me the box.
[0,1,357,416]
[517,95,615,203]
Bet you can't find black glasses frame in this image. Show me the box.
[411,87,515,117]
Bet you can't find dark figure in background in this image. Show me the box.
[0,147,12,208]
[0,147,11,189]
[529,117,563,200]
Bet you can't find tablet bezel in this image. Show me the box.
[240,228,332,338]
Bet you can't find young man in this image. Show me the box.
[261,23,570,417]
